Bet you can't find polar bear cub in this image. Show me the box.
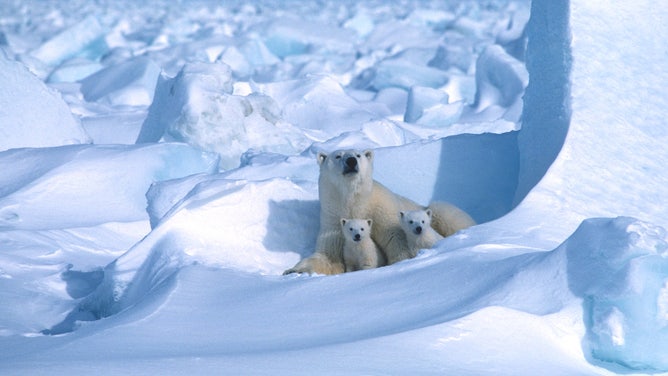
[400,209,444,253]
[340,218,386,272]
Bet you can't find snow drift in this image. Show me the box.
[1,0,668,374]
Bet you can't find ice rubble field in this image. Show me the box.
[1,0,668,374]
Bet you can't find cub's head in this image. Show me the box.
[341,218,373,242]
[399,209,433,236]
[317,149,374,179]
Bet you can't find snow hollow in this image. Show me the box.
[1,0,667,374]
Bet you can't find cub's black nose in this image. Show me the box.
[345,157,357,169]
[415,226,422,234]
[354,234,361,241]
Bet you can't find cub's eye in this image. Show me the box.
[356,154,361,158]
[349,227,353,231]
[421,220,425,224]
[409,220,414,224]
[361,228,364,231]
[335,155,341,159]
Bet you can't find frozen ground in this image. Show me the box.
[0,0,667,374]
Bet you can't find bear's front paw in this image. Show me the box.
[282,267,310,275]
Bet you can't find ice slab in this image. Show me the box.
[566,217,668,372]
[369,60,450,91]
[81,110,147,144]
[79,56,161,107]
[254,75,377,138]
[30,15,108,67]
[0,51,90,152]
[467,44,528,122]
[47,58,104,83]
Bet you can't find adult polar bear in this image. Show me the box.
[284,148,475,275]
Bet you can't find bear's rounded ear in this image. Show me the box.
[426,209,432,218]
[317,152,327,165]
[341,218,347,226]
[399,211,405,218]
[367,219,372,226]
[363,149,373,161]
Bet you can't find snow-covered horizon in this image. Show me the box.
[1,0,668,374]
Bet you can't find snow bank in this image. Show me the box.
[497,0,668,371]
[71,129,521,328]
[0,51,90,151]
[0,143,218,230]
[31,215,668,375]
[72,177,317,325]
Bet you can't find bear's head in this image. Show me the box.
[318,149,374,180]
[399,209,432,236]
[341,218,373,243]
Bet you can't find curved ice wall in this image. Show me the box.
[514,0,571,205]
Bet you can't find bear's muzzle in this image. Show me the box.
[342,153,359,175]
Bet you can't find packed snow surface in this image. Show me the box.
[1,0,667,374]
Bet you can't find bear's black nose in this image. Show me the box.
[415,226,422,235]
[345,157,357,169]
[354,234,361,241]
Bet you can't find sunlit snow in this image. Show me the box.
[1,0,667,374]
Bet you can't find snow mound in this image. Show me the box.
[137,62,310,170]
[0,51,90,152]
[73,177,317,323]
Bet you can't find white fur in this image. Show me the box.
[400,209,444,252]
[283,148,476,275]
[340,218,385,272]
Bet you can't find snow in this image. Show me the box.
[1,0,667,374]
[0,51,90,151]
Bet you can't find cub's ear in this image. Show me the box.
[399,211,405,218]
[366,219,373,226]
[317,152,327,165]
[341,218,347,226]
[425,209,432,218]
[363,149,373,161]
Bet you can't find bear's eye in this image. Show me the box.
[349,227,353,231]
[335,155,341,159]
[409,220,414,224]
[356,154,361,158]
[361,228,364,231]
[421,220,425,224]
